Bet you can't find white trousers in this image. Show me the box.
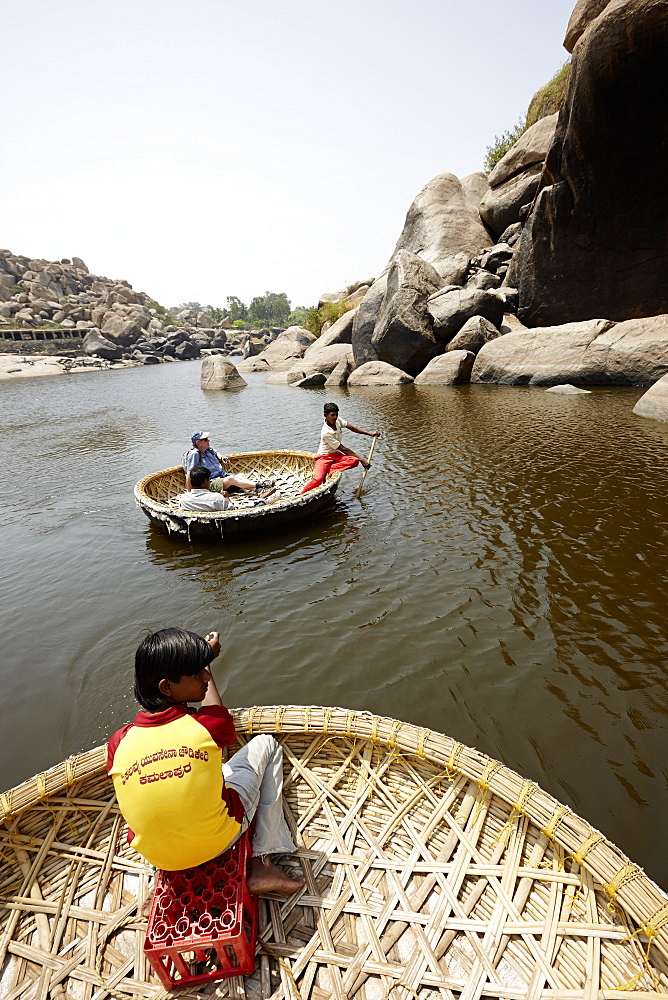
[223,734,296,858]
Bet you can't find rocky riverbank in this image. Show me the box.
[0,250,282,370]
[254,0,668,396]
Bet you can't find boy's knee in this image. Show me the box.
[250,733,280,757]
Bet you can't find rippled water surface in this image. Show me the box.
[1,361,667,886]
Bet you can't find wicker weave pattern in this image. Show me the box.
[133,453,341,537]
[1,708,667,1000]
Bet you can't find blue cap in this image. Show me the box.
[191,430,211,444]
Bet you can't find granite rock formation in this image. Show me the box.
[517,0,668,326]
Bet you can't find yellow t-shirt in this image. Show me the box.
[107,704,242,871]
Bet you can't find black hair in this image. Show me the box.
[134,628,215,712]
[323,402,339,415]
[189,465,212,489]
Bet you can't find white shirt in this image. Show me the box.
[178,489,234,512]
[317,416,348,456]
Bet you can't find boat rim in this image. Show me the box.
[133,450,341,521]
[2,704,667,955]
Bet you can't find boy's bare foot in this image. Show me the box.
[247,856,305,896]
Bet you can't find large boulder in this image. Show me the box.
[427,287,504,343]
[352,276,388,367]
[472,315,668,386]
[479,163,543,237]
[100,313,142,346]
[348,361,414,385]
[316,307,356,347]
[414,351,475,385]
[389,172,492,269]
[237,325,315,372]
[460,172,491,212]
[487,115,558,188]
[433,252,470,286]
[564,0,613,51]
[518,0,668,326]
[297,343,354,375]
[294,372,327,387]
[446,315,501,354]
[83,328,122,360]
[236,356,270,372]
[266,370,306,385]
[325,355,353,386]
[175,340,201,360]
[371,251,442,376]
[633,373,668,420]
[200,356,247,390]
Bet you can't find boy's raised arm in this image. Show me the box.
[202,631,224,707]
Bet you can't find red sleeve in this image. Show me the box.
[106,724,133,772]
[192,705,237,749]
[193,707,244,822]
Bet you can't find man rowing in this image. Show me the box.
[300,403,380,494]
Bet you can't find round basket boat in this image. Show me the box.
[134,451,341,537]
[1,707,667,1000]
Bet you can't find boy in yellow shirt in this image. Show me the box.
[107,627,304,896]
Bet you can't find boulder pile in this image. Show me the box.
[288,0,668,397]
[0,250,277,366]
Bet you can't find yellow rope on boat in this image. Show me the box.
[0,791,13,821]
[603,863,644,914]
[571,831,604,865]
[388,719,401,749]
[444,741,464,780]
[258,932,303,999]
[616,902,668,991]
[542,804,570,840]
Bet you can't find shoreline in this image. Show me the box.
[0,352,241,382]
[0,352,140,381]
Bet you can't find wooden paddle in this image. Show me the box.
[354,435,378,499]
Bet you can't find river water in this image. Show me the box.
[0,361,666,887]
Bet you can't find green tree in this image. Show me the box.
[226,296,248,323]
[179,300,202,312]
[247,291,291,328]
[484,119,527,174]
[287,308,306,326]
[206,305,228,323]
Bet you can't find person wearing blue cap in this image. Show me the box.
[184,430,275,496]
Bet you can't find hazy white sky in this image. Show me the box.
[3,0,574,310]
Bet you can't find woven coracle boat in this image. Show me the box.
[134,451,341,537]
[1,706,667,1000]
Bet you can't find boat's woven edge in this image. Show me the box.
[2,705,667,956]
[133,451,340,520]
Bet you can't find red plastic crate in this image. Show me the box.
[144,831,258,989]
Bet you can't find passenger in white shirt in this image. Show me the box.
[300,402,380,494]
[178,465,236,511]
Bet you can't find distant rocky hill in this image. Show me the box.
[0,251,277,365]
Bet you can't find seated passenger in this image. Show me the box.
[178,465,236,511]
[184,430,274,495]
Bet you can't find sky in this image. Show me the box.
[2,0,575,311]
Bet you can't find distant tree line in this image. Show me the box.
[175,291,306,330]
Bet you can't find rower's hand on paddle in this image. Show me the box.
[371,430,381,438]
[361,458,371,470]
[205,631,221,658]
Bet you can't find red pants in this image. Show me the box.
[300,452,359,494]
